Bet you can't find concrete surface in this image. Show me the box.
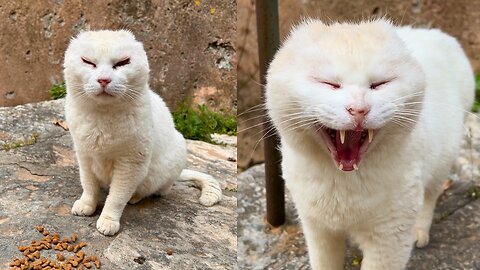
[238,166,480,270]
[0,99,237,269]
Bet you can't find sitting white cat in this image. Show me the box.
[63,30,222,236]
[266,19,474,269]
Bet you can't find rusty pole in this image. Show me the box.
[255,0,285,227]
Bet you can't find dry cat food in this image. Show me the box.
[9,226,101,270]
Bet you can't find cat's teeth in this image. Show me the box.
[353,164,358,170]
[339,164,344,170]
[368,129,374,143]
[340,130,345,144]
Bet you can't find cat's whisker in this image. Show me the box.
[248,125,279,160]
[238,104,267,116]
[284,119,319,133]
[239,110,304,124]
[392,116,418,126]
[391,119,413,129]
[279,117,319,134]
[400,101,480,122]
[238,121,271,133]
[239,109,314,133]
[392,91,425,102]
[238,100,305,117]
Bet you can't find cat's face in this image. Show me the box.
[64,30,149,104]
[266,19,425,171]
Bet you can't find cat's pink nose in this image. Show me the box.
[97,78,111,87]
[346,106,370,127]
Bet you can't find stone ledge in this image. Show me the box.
[0,99,237,269]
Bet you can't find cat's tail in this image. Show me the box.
[178,169,222,206]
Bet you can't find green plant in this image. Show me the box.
[50,82,67,100]
[172,102,236,143]
[2,133,39,151]
[467,185,480,200]
[471,74,480,112]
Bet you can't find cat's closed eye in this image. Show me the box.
[370,80,390,90]
[81,57,96,68]
[113,58,131,69]
[311,77,341,89]
[322,81,341,89]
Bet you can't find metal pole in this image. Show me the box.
[255,0,285,227]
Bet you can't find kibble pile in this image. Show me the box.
[9,226,101,270]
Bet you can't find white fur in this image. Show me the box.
[266,19,474,270]
[64,30,222,236]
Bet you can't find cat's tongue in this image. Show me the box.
[334,130,363,171]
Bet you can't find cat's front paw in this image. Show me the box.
[96,216,120,236]
[415,227,430,248]
[72,199,96,216]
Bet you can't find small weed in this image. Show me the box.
[466,185,480,200]
[440,211,450,220]
[50,82,66,100]
[351,257,362,266]
[224,187,237,192]
[172,102,236,143]
[471,74,480,112]
[350,251,363,266]
[2,133,39,151]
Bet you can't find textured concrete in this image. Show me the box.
[238,166,480,270]
[238,113,480,269]
[0,0,237,113]
[0,99,237,269]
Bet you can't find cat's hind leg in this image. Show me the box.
[415,181,443,248]
[128,183,150,205]
[128,178,174,204]
[153,181,174,197]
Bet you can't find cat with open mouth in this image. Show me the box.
[266,19,474,270]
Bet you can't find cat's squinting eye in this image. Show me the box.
[370,80,390,90]
[322,81,341,89]
[113,58,131,69]
[81,57,96,68]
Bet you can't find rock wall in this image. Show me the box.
[0,0,237,112]
[238,0,480,168]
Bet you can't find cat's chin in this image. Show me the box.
[317,127,375,172]
[96,91,115,97]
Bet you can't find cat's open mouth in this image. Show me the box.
[319,128,374,172]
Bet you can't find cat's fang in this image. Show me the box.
[368,129,374,143]
[353,164,358,170]
[340,130,345,144]
[338,164,343,170]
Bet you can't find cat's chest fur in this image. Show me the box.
[282,139,423,230]
[66,106,151,156]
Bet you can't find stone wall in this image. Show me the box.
[0,0,237,112]
[238,0,480,168]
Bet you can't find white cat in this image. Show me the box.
[63,30,222,236]
[265,19,474,269]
